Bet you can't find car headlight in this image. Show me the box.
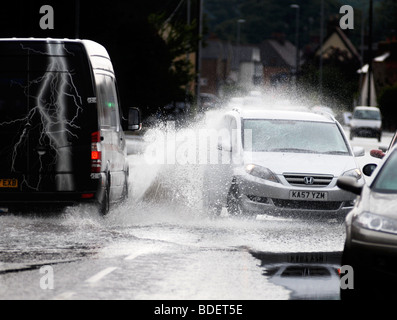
[342,168,362,181]
[353,212,397,235]
[245,164,280,183]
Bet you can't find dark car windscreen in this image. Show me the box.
[243,119,350,155]
[0,41,96,144]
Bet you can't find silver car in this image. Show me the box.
[203,108,365,217]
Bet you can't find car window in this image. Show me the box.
[372,151,397,193]
[96,74,120,130]
[243,119,349,155]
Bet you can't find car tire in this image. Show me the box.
[121,171,129,201]
[227,184,249,217]
[99,173,110,215]
[203,189,222,217]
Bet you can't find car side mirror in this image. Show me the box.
[352,146,365,157]
[128,107,141,131]
[370,149,385,159]
[337,176,363,195]
[363,163,377,177]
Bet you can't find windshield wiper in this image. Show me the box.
[321,150,348,155]
[269,148,317,153]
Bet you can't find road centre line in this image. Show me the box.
[85,267,118,284]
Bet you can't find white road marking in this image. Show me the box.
[85,267,118,284]
[53,291,76,300]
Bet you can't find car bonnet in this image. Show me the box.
[245,151,358,177]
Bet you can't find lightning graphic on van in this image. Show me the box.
[1,42,83,191]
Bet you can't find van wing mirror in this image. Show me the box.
[128,107,141,131]
[336,176,363,195]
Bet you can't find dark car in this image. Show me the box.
[0,38,140,214]
[337,145,397,299]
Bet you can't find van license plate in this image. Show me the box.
[290,191,327,201]
[0,179,18,188]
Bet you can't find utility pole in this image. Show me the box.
[290,4,300,87]
[367,0,373,106]
[185,0,191,104]
[195,0,203,108]
[319,0,324,103]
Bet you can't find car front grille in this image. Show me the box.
[272,199,342,211]
[283,174,333,187]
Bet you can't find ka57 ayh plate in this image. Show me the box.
[290,190,328,201]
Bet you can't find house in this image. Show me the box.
[229,45,262,90]
[200,38,231,95]
[315,27,360,62]
[357,40,397,106]
[259,33,302,86]
[200,38,262,95]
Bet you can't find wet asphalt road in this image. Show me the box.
[0,128,392,300]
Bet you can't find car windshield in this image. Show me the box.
[243,119,349,155]
[353,109,381,120]
[372,150,397,193]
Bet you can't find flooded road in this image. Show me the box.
[0,121,392,300]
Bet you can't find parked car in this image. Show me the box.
[337,144,397,299]
[0,38,141,214]
[370,130,397,159]
[203,108,365,217]
[349,106,382,142]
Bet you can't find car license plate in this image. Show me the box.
[290,190,327,201]
[0,179,18,188]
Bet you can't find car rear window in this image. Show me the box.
[353,109,381,120]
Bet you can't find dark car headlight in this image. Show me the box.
[353,212,397,235]
[245,164,280,183]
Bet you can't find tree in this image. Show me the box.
[0,0,200,120]
[378,84,397,131]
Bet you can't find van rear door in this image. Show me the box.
[0,40,96,195]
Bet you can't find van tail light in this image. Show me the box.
[91,131,102,173]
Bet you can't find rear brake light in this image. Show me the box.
[91,131,102,173]
[81,193,95,199]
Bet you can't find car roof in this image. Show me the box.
[230,108,336,123]
[353,106,380,111]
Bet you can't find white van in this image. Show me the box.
[349,106,382,142]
